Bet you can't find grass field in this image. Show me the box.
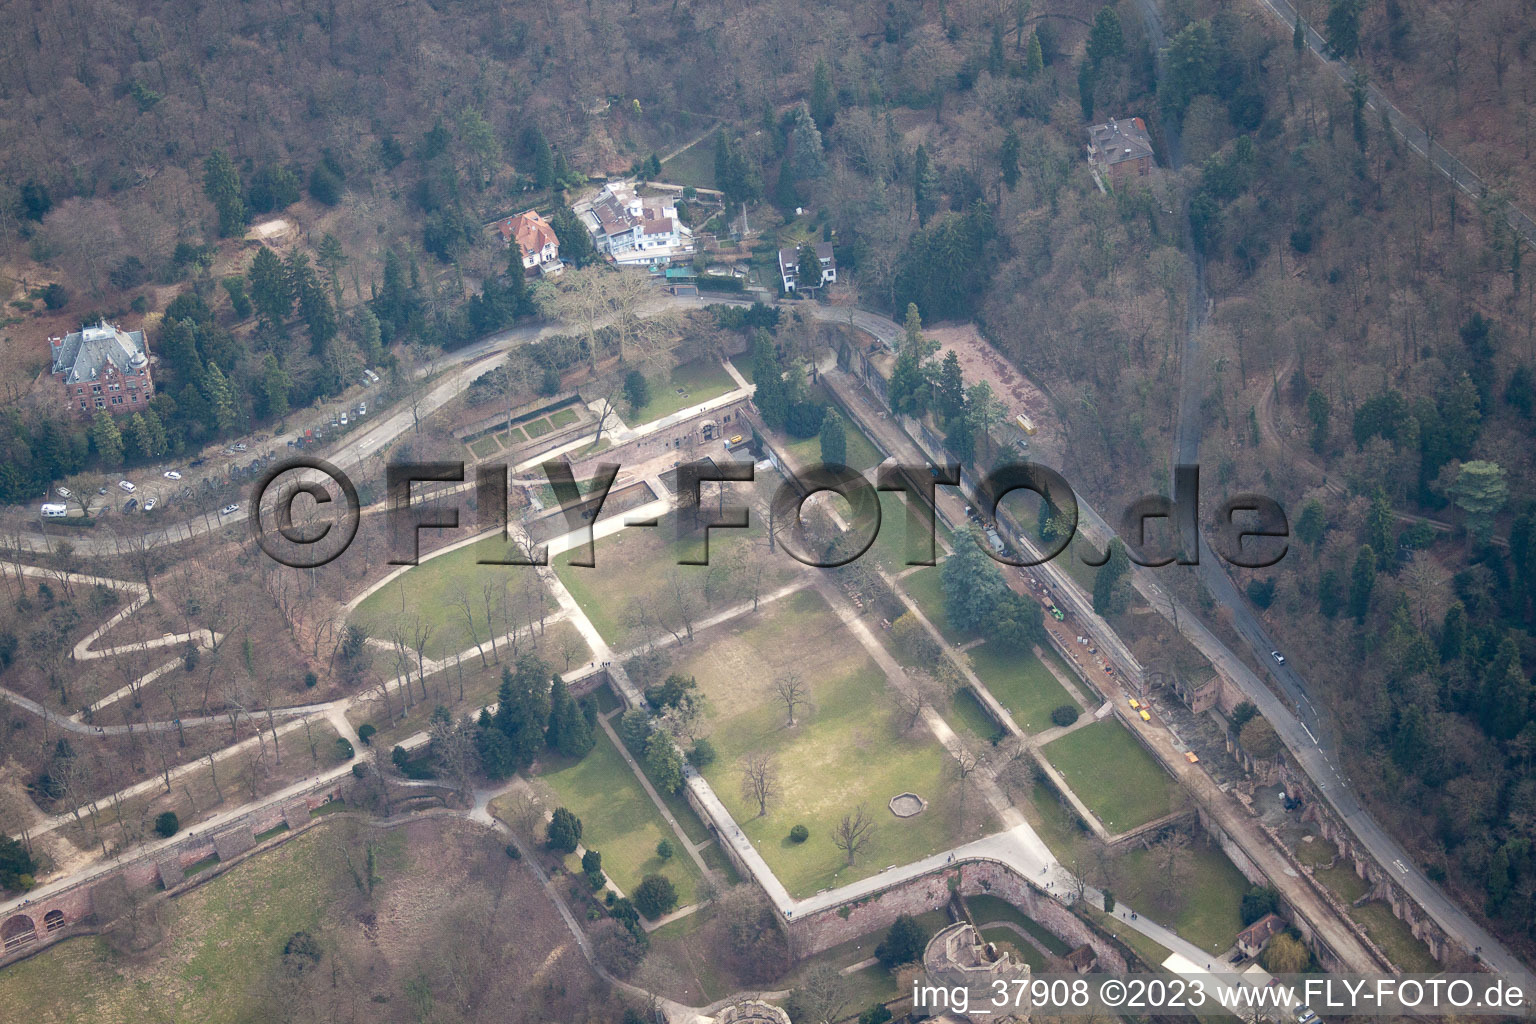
[533,726,705,909]
[525,417,554,438]
[966,893,1070,954]
[664,588,993,896]
[549,407,580,428]
[554,477,795,646]
[659,131,719,189]
[0,824,406,1023]
[629,358,739,427]
[900,564,967,643]
[863,489,955,574]
[782,409,885,475]
[351,534,559,658]
[1041,720,1177,833]
[468,435,500,458]
[949,686,1001,743]
[967,643,1080,734]
[1350,901,1438,971]
[497,426,527,445]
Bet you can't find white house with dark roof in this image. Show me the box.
[778,242,836,292]
[574,181,694,267]
[49,321,154,417]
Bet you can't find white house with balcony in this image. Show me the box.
[574,181,694,267]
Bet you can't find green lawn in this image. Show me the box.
[1112,839,1249,953]
[783,409,885,476]
[900,564,967,644]
[497,426,527,445]
[535,727,704,910]
[949,686,1001,744]
[967,643,1080,734]
[865,489,954,574]
[660,131,719,189]
[668,588,993,896]
[549,407,580,428]
[351,534,557,658]
[0,826,406,1023]
[525,417,554,438]
[1041,719,1177,833]
[468,435,501,458]
[966,893,1070,954]
[554,477,794,647]
[1350,901,1438,971]
[629,358,738,427]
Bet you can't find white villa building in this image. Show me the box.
[574,181,694,267]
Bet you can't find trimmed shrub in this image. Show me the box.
[1050,705,1079,728]
[154,811,180,838]
[357,723,377,745]
[789,824,810,844]
[632,874,679,919]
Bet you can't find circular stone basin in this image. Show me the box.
[889,792,927,818]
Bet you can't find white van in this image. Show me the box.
[41,503,68,518]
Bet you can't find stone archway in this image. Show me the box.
[43,910,65,932]
[2,913,37,951]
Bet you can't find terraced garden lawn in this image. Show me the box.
[1112,839,1249,954]
[782,407,885,475]
[629,358,738,426]
[549,407,580,428]
[1350,901,1438,972]
[351,533,560,658]
[948,686,1002,744]
[468,435,501,458]
[966,894,1070,954]
[966,643,1080,734]
[532,727,705,909]
[900,564,967,644]
[554,476,796,647]
[864,489,955,575]
[1041,719,1176,833]
[663,588,995,896]
[525,417,554,438]
[497,426,527,445]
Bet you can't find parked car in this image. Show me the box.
[97,486,108,495]
[123,498,137,512]
[365,368,380,383]
[55,486,72,498]
[41,503,68,518]
[357,401,367,416]
[163,470,182,480]
[340,413,348,426]
[220,503,240,516]
[118,480,136,492]
[143,498,157,512]
[1271,650,1286,665]
[233,442,248,452]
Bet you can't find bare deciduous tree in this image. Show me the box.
[833,804,876,866]
[772,672,808,727]
[738,752,778,818]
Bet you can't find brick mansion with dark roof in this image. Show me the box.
[49,321,155,417]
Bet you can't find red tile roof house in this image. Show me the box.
[49,321,155,417]
[1085,116,1155,189]
[495,209,564,276]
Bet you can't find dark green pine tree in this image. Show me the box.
[819,410,847,466]
[202,148,246,237]
[936,350,965,423]
[546,676,594,759]
[810,58,836,129]
[751,333,788,429]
